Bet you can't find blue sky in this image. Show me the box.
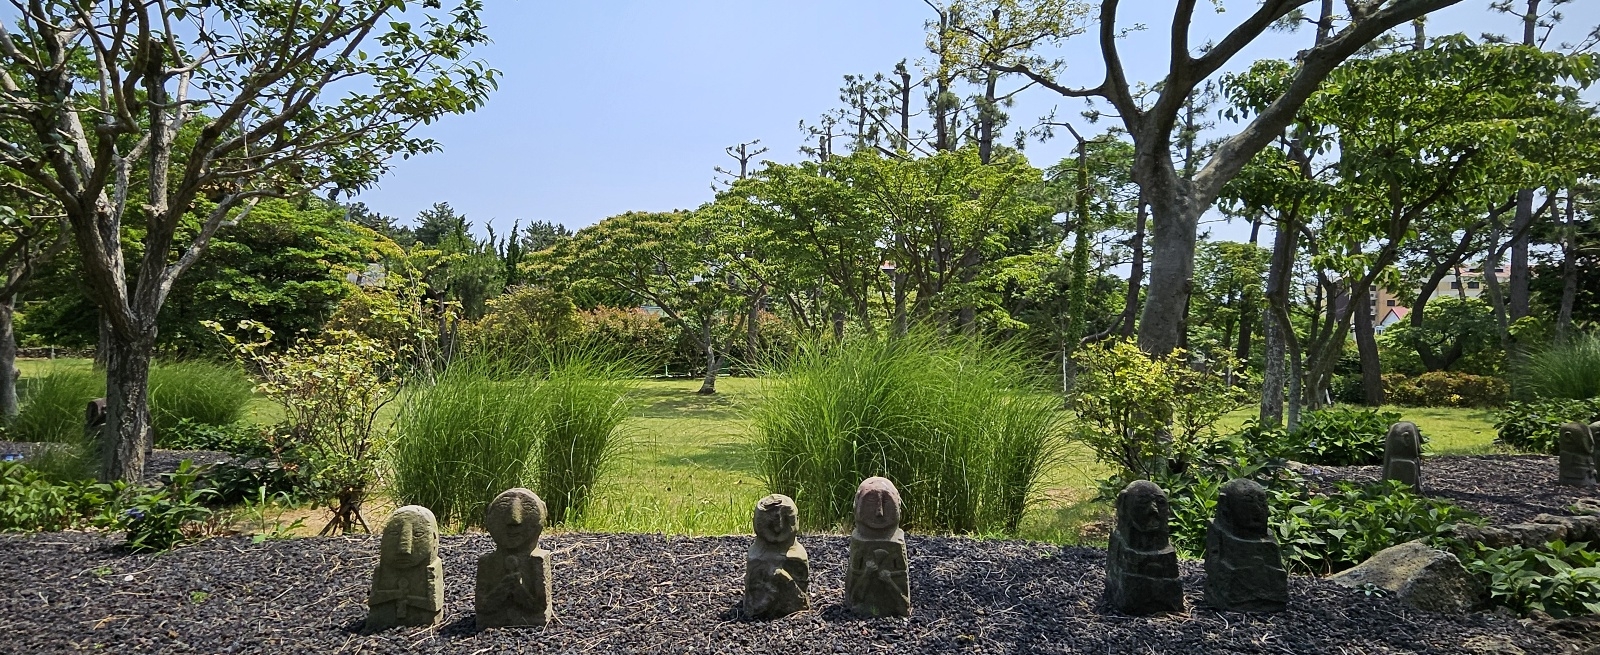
[353,1,1600,242]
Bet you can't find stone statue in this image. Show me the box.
[367,505,444,631]
[1382,421,1423,490]
[475,488,553,629]
[846,477,910,618]
[743,494,810,619]
[1204,479,1288,612]
[1105,480,1184,615]
[1559,422,1597,488]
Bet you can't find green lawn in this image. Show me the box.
[15,360,1506,541]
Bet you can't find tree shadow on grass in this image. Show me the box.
[631,388,745,421]
[671,440,759,474]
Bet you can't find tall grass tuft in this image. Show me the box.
[11,367,102,445]
[754,333,1069,534]
[1518,333,1600,401]
[389,350,635,527]
[149,360,256,435]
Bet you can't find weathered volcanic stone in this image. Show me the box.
[1559,422,1597,488]
[367,505,445,631]
[1331,540,1483,613]
[1105,480,1183,615]
[85,398,106,429]
[475,488,552,629]
[743,494,810,619]
[846,477,910,618]
[1204,479,1288,612]
[1383,421,1423,489]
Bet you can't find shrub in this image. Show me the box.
[119,461,215,552]
[390,351,633,527]
[1384,371,1510,408]
[156,419,271,457]
[1070,339,1253,479]
[1517,333,1600,401]
[148,360,256,439]
[1493,399,1600,454]
[575,306,680,373]
[11,366,101,444]
[1462,540,1600,618]
[0,460,121,532]
[755,334,1069,534]
[1288,407,1401,466]
[1272,480,1476,575]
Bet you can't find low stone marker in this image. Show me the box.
[743,494,810,619]
[85,398,106,430]
[367,505,445,631]
[1382,421,1423,490]
[1330,540,1482,613]
[1204,479,1287,612]
[1105,480,1184,615]
[476,488,553,629]
[1559,422,1597,488]
[846,476,910,618]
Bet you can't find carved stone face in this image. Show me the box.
[485,488,545,552]
[1386,422,1422,459]
[854,477,902,533]
[1216,478,1269,538]
[1561,423,1596,464]
[1116,480,1169,538]
[380,505,438,570]
[753,494,798,545]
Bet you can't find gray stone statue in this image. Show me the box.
[367,505,444,631]
[846,477,910,618]
[1559,422,1597,488]
[1382,421,1423,490]
[1105,480,1183,615]
[743,494,810,619]
[1204,479,1288,612]
[475,488,553,629]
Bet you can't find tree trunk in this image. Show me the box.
[1138,190,1200,355]
[101,330,156,482]
[697,322,719,395]
[1119,197,1148,338]
[1557,193,1577,341]
[1509,189,1535,321]
[1352,286,1384,406]
[0,297,17,418]
[1259,215,1297,428]
[892,272,908,337]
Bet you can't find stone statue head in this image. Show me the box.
[1561,422,1596,459]
[1115,480,1171,551]
[753,494,798,546]
[1215,478,1269,539]
[380,505,439,570]
[485,488,545,553]
[853,477,902,538]
[1386,422,1422,459]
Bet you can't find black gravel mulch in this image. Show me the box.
[1304,454,1588,524]
[0,532,1567,655]
[0,440,232,482]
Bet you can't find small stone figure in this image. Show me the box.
[367,505,444,631]
[846,477,910,618]
[1559,422,1597,488]
[1382,421,1423,490]
[1105,480,1184,615]
[476,488,553,629]
[1204,479,1288,612]
[743,494,810,619]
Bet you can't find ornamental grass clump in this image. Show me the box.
[754,333,1068,534]
[1517,333,1600,401]
[389,350,633,527]
[148,360,256,437]
[11,366,101,445]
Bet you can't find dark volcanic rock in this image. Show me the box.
[1306,454,1588,524]
[0,531,1565,654]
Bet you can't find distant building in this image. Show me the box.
[345,262,387,288]
[1371,265,1507,334]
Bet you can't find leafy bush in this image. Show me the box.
[148,360,256,439]
[198,458,317,507]
[1272,480,1476,575]
[756,333,1069,534]
[1070,339,1253,479]
[156,419,271,457]
[1288,407,1402,466]
[0,460,121,532]
[119,462,215,552]
[1463,540,1600,617]
[1384,371,1510,408]
[1493,399,1600,454]
[1517,333,1600,401]
[390,351,633,527]
[11,366,101,444]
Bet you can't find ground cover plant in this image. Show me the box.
[755,334,1068,534]
[1494,398,1600,453]
[1463,540,1600,618]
